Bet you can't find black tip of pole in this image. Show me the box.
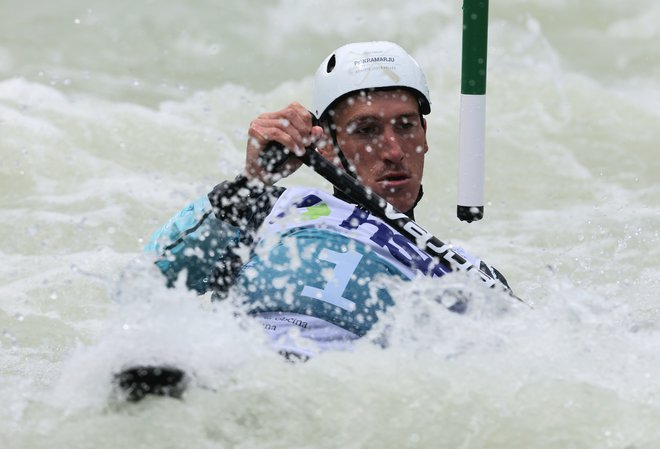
[457,205,484,223]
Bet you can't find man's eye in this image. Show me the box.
[355,125,377,135]
[397,119,417,130]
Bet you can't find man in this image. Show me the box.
[146,41,508,358]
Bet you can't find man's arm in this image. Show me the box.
[145,178,284,295]
[145,195,240,294]
[145,102,319,294]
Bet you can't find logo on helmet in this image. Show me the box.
[352,55,400,82]
[353,55,397,71]
[353,56,396,66]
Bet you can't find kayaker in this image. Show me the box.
[145,41,509,358]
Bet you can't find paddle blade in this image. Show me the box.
[114,365,188,402]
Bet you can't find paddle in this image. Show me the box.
[114,123,517,403]
[114,365,187,402]
[263,143,520,300]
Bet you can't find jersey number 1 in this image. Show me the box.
[300,249,362,312]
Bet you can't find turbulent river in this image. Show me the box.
[1,1,659,448]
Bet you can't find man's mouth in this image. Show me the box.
[377,172,410,187]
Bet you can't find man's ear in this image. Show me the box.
[421,117,429,154]
[316,132,336,162]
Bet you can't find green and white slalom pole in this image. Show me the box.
[457,0,489,222]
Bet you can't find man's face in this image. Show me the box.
[327,89,429,213]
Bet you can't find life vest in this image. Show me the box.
[235,187,469,355]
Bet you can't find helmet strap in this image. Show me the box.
[325,118,357,179]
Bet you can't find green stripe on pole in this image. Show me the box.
[461,0,489,95]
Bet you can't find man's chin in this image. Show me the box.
[382,193,415,213]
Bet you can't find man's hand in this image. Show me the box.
[245,102,324,185]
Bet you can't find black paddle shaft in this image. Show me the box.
[263,143,512,293]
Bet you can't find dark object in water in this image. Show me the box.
[114,365,187,402]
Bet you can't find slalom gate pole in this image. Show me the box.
[457,0,489,223]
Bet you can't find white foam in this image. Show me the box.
[2,0,660,447]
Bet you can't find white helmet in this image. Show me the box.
[311,41,431,120]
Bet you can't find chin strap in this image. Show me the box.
[328,123,357,178]
[410,183,424,216]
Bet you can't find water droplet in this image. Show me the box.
[50,292,58,300]
[15,313,25,322]
[3,330,17,343]
[74,18,81,24]
[26,224,39,236]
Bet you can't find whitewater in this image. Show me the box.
[1,1,659,448]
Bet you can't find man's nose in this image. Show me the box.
[380,127,404,162]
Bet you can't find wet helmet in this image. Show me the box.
[311,41,431,120]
